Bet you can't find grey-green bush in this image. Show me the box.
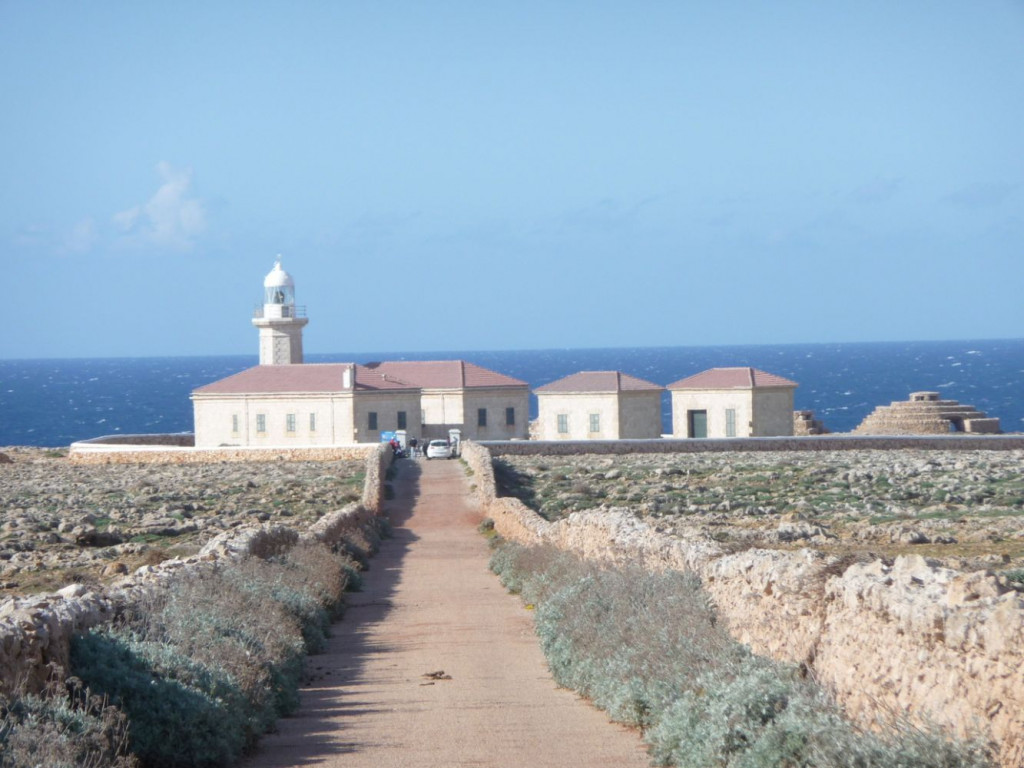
[71,539,360,767]
[491,541,994,768]
[0,681,137,768]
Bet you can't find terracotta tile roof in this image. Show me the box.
[192,364,418,395]
[667,367,797,390]
[362,360,527,389]
[535,370,663,394]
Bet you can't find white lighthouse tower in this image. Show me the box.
[252,258,308,365]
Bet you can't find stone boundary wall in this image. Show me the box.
[481,434,1024,456]
[0,443,393,696]
[462,440,1024,767]
[69,434,377,465]
[72,433,196,447]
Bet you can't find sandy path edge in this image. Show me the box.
[243,457,650,768]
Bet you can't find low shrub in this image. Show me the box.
[0,680,137,768]
[491,541,994,768]
[69,539,363,767]
[337,516,390,568]
[71,631,249,768]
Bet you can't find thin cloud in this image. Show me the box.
[114,162,206,249]
[60,217,97,254]
[850,177,902,205]
[942,182,1017,210]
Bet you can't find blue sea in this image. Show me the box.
[1,340,1022,447]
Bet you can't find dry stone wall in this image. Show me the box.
[462,440,1024,767]
[0,442,392,697]
[70,436,375,465]
[482,434,1024,456]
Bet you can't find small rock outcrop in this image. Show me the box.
[793,410,828,435]
[854,391,1001,435]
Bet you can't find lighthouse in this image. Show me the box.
[252,258,308,365]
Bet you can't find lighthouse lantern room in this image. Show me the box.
[252,258,308,365]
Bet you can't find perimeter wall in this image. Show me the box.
[463,438,1024,767]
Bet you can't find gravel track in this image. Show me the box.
[244,458,649,768]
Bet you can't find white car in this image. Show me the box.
[425,439,452,459]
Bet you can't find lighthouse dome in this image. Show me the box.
[263,259,294,289]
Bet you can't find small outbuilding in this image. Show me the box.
[534,371,663,440]
[668,367,797,438]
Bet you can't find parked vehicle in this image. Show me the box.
[425,439,453,459]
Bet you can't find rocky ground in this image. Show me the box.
[0,447,365,596]
[494,449,1024,575]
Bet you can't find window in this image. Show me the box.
[368,412,378,431]
[286,413,296,433]
[478,408,487,427]
[256,414,267,434]
[309,413,316,432]
[557,414,569,434]
[589,413,601,433]
[725,408,736,438]
[231,414,239,434]
[397,411,407,430]
[506,407,515,426]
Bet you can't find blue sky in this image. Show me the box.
[2,1,1022,359]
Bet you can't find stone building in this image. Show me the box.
[668,367,796,438]
[534,371,664,440]
[192,363,423,447]
[191,261,529,447]
[359,360,529,441]
[854,391,1001,435]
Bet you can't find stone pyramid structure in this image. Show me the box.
[853,391,1001,435]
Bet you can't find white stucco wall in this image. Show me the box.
[670,390,754,438]
[193,393,353,448]
[670,387,796,438]
[420,391,465,438]
[536,392,621,440]
[193,390,422,447]
[421,387,530,440]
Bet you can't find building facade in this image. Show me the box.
[668,367,796,438]
[364,360,529,441]
[192,364,423,448]
[534,371,663,440]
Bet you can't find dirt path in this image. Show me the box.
[244,458,650,768]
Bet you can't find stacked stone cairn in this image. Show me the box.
[854,391,1001,435]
